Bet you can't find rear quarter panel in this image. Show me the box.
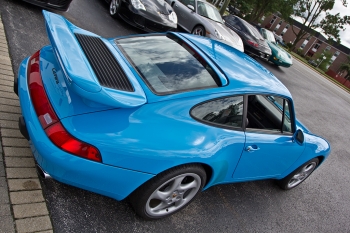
[61,94,247,186]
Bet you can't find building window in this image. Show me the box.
[281,24,289,36]
[270,16,277,24]
[274,20,283,31]
[325,46,331,51]
[331,51,340,61]
[300,38,309,49]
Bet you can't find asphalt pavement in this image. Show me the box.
[1,0,350,232]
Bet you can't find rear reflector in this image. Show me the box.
[27,50,102,162]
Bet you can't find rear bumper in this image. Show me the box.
[18,116,30,141]
[17,55,154,201]
[244,45,270,60]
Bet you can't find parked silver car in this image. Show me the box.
[166,0,244,52]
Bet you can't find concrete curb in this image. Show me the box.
[0,14,53,233]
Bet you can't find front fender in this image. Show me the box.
[278,132,331,179]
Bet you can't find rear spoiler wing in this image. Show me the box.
[43,10,146,108]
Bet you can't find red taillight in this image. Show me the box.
[45,122,102,162]
[27,50,102,163]
[28,50,59,129]
[247,40,259,47]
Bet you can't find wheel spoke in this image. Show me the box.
[150,190,169,201]
[303,163,315,173]
[168,176,184,193]
[174,198,185,207]
[292,174,302,180]
[179,179,198,192]
[151,201,171,212]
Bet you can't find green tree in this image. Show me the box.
[313,50,333,71]
[288,0,350,51]
[227,0,296,21]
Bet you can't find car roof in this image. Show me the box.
[178,33,291,98]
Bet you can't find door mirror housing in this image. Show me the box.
[187,5,194,11]
[293,129,304,145]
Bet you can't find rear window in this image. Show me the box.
[241,20,264,40]
[116,34,220,95]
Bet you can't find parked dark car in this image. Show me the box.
[223,15,271,59]
[106,0,177,32]
[22,0,72,11]
[308,59,318,67]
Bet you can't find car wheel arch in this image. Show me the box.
[127,162,213,198]
[316,155,326,166]
[158,162,213,188]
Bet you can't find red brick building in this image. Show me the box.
[261,14,350,86]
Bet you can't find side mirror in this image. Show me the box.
[187,5,194,11]
[293,129,304,145]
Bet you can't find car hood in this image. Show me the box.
[206,19,244,52]
[268,41,292,63]
[140,0,177,27]
[143,0,172,14]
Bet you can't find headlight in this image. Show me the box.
[214,29,224,40]
[131,0,146,11]
[168,12,177,24]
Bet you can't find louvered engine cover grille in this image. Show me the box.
[75,33,134,92]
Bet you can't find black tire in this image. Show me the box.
[109,0,121,19]
[277,158,319,190]
[191,25,205,36]
[129,164,206,220]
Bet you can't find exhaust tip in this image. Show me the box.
[36,164,52,179]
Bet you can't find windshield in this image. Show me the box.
[116,35,219,95]
[261,29,276,43]
[197,1,223,23]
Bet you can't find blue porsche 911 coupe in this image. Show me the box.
[15,11,330,220]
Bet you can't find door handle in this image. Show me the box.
[246,145,260,152]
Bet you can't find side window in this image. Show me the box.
[247,95,292,133]
[191,96,244,128]
[179,0,194,8]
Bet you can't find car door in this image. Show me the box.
[191,95,246,182]
[172,0,196,32]
[233,95,305,181]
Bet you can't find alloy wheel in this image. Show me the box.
[145,173,202,217]
[287,161,317,189]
